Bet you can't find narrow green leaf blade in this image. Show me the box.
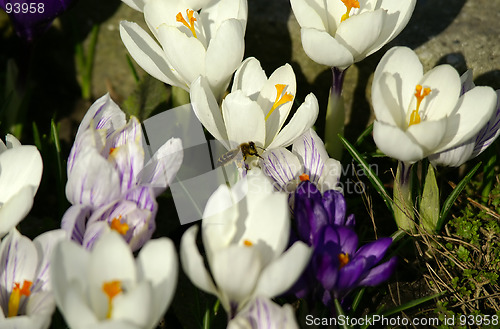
[381,292,444,317]
[437,161,481,232]
[339,135,394,215]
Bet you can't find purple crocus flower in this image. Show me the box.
[0,0,75,42]
[61,94,183,251]
[292,180,396,307]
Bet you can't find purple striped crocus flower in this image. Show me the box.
[260,128,342,208]
[61,94,183,251]
[0,228,66,328]
[292,180,396,307]
[0,0,76,42]
[429,71,500,167]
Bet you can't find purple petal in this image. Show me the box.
[472,91,500,158]
[335,257,366,299]
[261,148,301,191]
[322,189,347,226]
[61,205,91,244]
[294,181,328,244]
[293,129,328,185]
[354,237,393,266]
[321,226,358,255]
[358,257,397,286]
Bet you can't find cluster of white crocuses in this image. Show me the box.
[62,94,183,252]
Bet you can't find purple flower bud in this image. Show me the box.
[1,0,76,42]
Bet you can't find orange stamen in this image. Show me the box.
[103,280,122,319]
[110,216,129,235]
[409,85,431,126]
[176,9,197,38]
[341,0,360,22]
[264,84,294,121]
[299,173,310,181]
[8,280,32,317]
[109,147,116,155]
[243,239,253,247]
[338,253,349,269]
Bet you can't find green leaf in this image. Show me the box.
[339,135,394,216]
[325,93,345,159]
[126,54,140,83]
[393,162,415,232]
[419,163,440,233]
[334,298,352,329]
[121,74,170,121]
[351,287,365,313]
[436,162,481,232]
[381,292,445,317]
[354,123,373,146]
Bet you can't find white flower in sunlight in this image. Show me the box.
[372,47,497,163]
[120,0,247,100]
[0,228,66,329]
[191,57,319,151]
[290,0,416,69]
[261,128,342,200]
[0,135,43,237]
[429,70,500,167]
[180,169,311,318]
[51,231,178,329]
[62,94,183,251]
[227,297,299,329]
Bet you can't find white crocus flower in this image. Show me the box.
[191,57,319,151]
[62,94,183,251]
[0,228,66,329]
[429,71,500,167]
[290,0,416,69]
[227,297,299,329]
[180,169,311,318]
[120,0,247,100]
[261,128,341,198]
[51,231,178,329]
[372,47,497,163]
[0,135,43,237]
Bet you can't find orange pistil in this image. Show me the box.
[109,147,116,155]
[103,280,122,319]
[176,9,197,38]
[8,280,32,317]
[299,173,310,182]
[110,216,129,235]
[341,0,360,22]
[264,84,294,121]
[408,85,431,126]
[243,239,253,247]
[338,253,349,269]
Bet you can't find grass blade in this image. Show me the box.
[436,161,481,232]
[381,292,444,317]
[339,135,394,216]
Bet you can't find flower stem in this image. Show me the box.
[325,67,346,159]
[393,161,416,232]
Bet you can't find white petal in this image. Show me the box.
[301,28,353,68]
[267,93,319,149]
[205,19,245,100]
[191,76,230,147]
[5,134,21,148]
[373,121,424,163]
[290,0,327,30]
[257,64,297,145]
[157,25,207,87]
[180,226,218,296]
[335,10,385,61]
[371,72,406,128]
[137,238,178,327]
[293,129,329,180]
[122,0,145,12]
[211,246,262,311]
[60,283,98,328]
[373,47,423,111]
[31,230,67,293]
[253,242,311,298]
[0,145,42,203]
[222,91,266,147]
[438,86,497,151]
[319,158,342,191]
[119,21,185,89]
[112,281,152,327]
[415,65,461,121]
[0,186,35,237]
[76,94,126,138]
[232,57,267,99]
[260,148,301,190]
[406,118,448,155]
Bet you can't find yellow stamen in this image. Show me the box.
[110,216,129,235]
[176,9,197,38]
[109,147,116,155]
[341,0,360,22]
[264,84,294,121]
[299,173,310,181]
[338,253,349,269]
[103,280,122,319]
[408,85,431,127]
[8,280,32,317]
[243,239,253,247]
